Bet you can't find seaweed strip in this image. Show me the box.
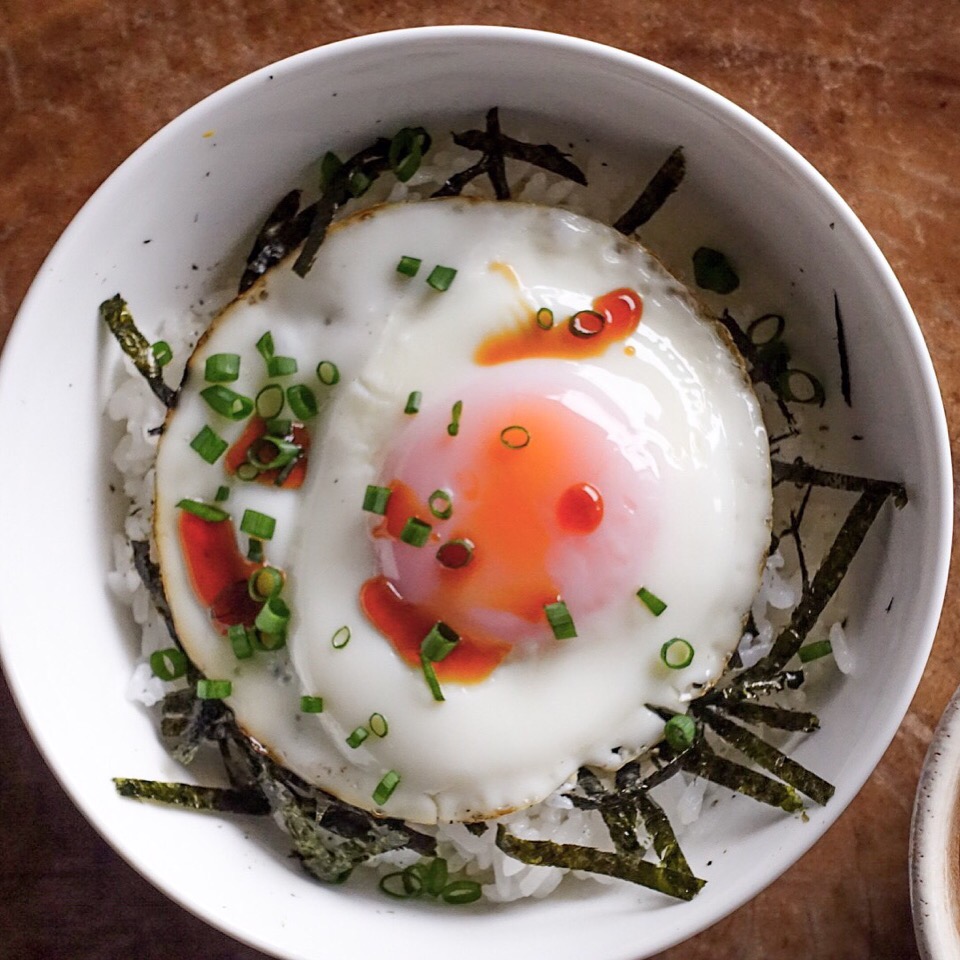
[713,699,820,733]
[678,740,803,813]
[432,107,586,200]
[834,292,852,406]
[99,295,178,408]
[112,777,269,815]
[577,768,645,856]
[719,669,805,703]
[772,457,907,507]
[495,826,705,901]
[636,791,694,876]
[130,540,177,641]
[736,486,898,683]
[694,707,834,806]
[239,190,314,293]
[613,147,686,235]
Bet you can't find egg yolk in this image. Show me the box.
[360,368,656,682]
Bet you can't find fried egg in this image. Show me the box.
[154,198,771,825]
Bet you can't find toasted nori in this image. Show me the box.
[99,295,178,408]
[834,292,852,406]
[239,189,314,293]
[713,699,820,733]
[613,146,686,235]
[772,457,907,507]
[130,540,177,641]
[112,777,269,815]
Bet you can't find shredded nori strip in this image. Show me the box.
[719,670,806,703]
[834,291,852,406]
[772,457,907,507]
[239,189,314,293]
[613,146,686,235]
[130,540,177,641]
[432,107,586,200]
[496,826,705,901]
[577,768,646,856]
[113,777,269,815]
[99,295,178,408]
[714,699,820,733]
[693,706,835,806]
[636,790,695,875]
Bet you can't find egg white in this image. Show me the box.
[154,199,771,825]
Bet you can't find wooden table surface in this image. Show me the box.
[2,3,958,958]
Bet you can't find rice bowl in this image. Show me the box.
[0,26,950,960]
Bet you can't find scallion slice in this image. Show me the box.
[569,309,605,338]
[396,255,422,278]
[346,726,369,749]
[246,436,300,471]
[190,425,228,464]
[779,369,826,406]
[428,489,453,520]
[254,594,290,635]
[660,638,695,669]
[363,484,392,515]
[372,770,400,805]
[240,508,276,540]
[369,713,389,737]
[286,384,318,420]
[331,625,351,649]
[316,360,340,385]
[389,127,426,182]
[447,400,463,437]
[535,307,554,330]
[348,169,371,198]
[267,355,298,377]
[379,869,422,899]
[248,566,284,601]
[256,331,275,360]
[427,264,457,291]
[544,600,576,640]
[300,695,325,713]
[228,624,255,660]
[205,353,241,383]
[197,678,232,699]
[420,656,445,702]
[499,425,530,449]
[436,538,474,569]
[404,390,422,414]
[149,647,187,681]
[319,151,342,190]
[200,385,254,421]
[440,880,483,905]
[422,622,459,662]
[214,485,230,502]
[255,383,285,419]
[236,462,260,482]
[664,713,697,751]
[247,538,264,563]
[400,517,432,547]
[798,639,833,663]
[151,340,173,367]
[636,586,667,616]
[176,498,229,523]
[256,630,287,652]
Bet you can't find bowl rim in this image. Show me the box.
[0,22,953,960]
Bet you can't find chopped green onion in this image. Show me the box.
[247,538,264,563]
[151,340,173,367]
[255,594,290,635]
[369,713,389,737]
[215,485,230,502]
[427,265,457,292]
[436,538,474,569]
[660,638,695,669]
[190,425,228,464]
[396,255,422,278]
[247,436,301,471]
[373,770,400,805]
[236,462,260,482]
[286,384,318,420]
[266,355,298,377]
[248,566,284,601]
[229,624,255,660]
[256,331,275,360]
[569,309,605,338]
[255,384,284,419]
[300,695,325,713]
[447,399,462,437]
[428,489,453,520]
[363,484,392,515]
[348,169,372,197]
[379,869,422,899]
[404,390,422,414]
[204,353,241,383]
[400,517,432,547]
[420,656,445,701]
[389,127,427,182]
[197,679,232,699]
[319,151,343,191]
[747,313,786,346]
[535,307,554,330]
[316,360,340,385]
[200,385,254,421]
[664,714,697,751]
[256,630,287,651]
[440,880,483,904]
[331,625,351,649]
[636,587,667,616]
[544,600,576,640]
[421,621,460,662]
[240,508,276,540]
[798,639,834,663]
[500,425,530,449]
[149,647,187,681]
[346,726,369,749]
[779,369,826,406]
[265,417,293,438]
[176,498,229,523]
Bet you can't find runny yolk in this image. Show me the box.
[474,287,642,365]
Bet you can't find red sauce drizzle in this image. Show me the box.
[556,482,604,534]
[474,287,643,365]
[225,418,311,489]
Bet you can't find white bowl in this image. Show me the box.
[0,26,951,960]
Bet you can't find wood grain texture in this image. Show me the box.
[2,2,959,957]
